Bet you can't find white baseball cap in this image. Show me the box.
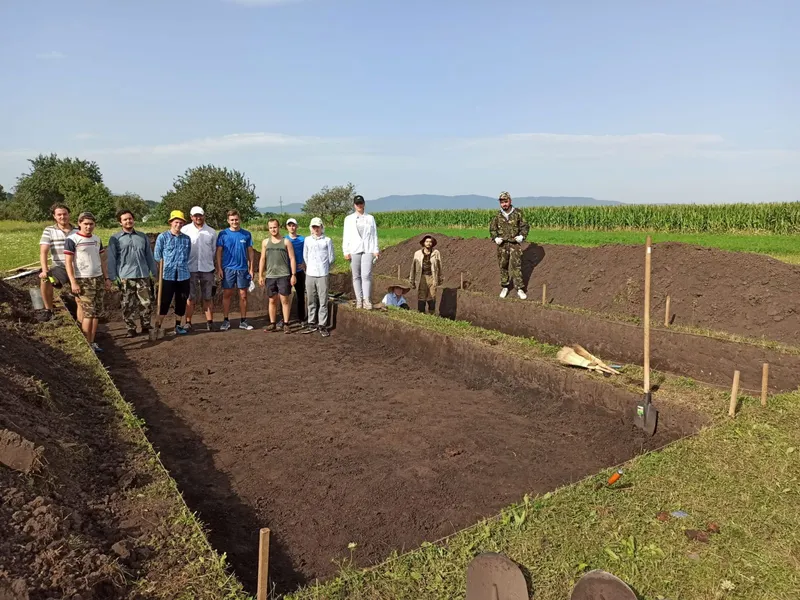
[190,206,204,216]
[286,218,298,225]
[310,217,323,227]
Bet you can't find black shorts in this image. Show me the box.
[266,276,291,298]
[47,265,69,288]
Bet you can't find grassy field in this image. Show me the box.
[2,221,800,273]
[286,310,800,600]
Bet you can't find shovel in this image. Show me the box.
[634,236,658,436]
[465,553,528,600]
[149,261,165,341]
[572,344,619,375]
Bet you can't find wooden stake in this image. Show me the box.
[396,264,401,278]
[664,295,671,327]
[643,236,652,394]
[542,283,547,306]
[761,363,769,406]
[257,528,270,600]
[728,370,740,417]
[460,272,464,290]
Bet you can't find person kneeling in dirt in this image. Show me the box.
[409,234,443,314]
[379,283,411,310]
[489,191,529,300]
[153,211,193,336]
[258,219,298,334]
[107,209,157,337]
[38,203,79,322]
[64,212,112,352]
[302,217,334,337]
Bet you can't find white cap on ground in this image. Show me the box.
[286,218,298,225]
[190,206,204,216]
[310,217,323,227]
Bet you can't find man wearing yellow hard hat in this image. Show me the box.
[152,210,193,336]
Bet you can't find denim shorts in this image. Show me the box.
[222,269,251,290]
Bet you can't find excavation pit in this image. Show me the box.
[101,307,698,595]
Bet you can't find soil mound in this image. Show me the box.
[373,235,800,345]
[0,280,230,598]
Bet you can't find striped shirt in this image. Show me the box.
[39,225,78,266]
[64,233,105,278]
[154,230,192,282]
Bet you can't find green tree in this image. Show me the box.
[158,164,258,229]
[12,153,115,223]
[302,182,357,227]
[113,192,151,220]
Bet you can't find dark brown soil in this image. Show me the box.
[0,280,233,600]
[372,236,800,345]
[99,309,675,596]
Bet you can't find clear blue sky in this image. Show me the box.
[1,0,797,206]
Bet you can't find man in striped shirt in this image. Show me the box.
[38,203,79,321]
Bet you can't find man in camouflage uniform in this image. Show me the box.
[489,191,530,299]
[107,209,157,337]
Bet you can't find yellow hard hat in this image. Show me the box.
[168,210,186,223]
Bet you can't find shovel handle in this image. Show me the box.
[643,236,651,393]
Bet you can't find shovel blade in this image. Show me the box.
[635,393,659,436]
[157,327,165,340]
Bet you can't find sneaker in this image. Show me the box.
[263,323,276,333]
[175,325,189,335]
[499,288,509,299]
[354,299,362,309]
[125,329,137,338]
[319,327,330,338]
[283,324,291,334]
[91,343,103,353]
[301,324,318,334]
[517,289,527,300]
[206,321,214,331]
[36,309,54,323]
[184,322,193,331]
[363,302,372,310]
[220,320,231,332]
[239,320,254,331]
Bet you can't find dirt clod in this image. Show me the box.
[0,429,43,473]
[684,529,710,543]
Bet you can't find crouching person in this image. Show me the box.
[379,283,411,310]
[302,217,335,337]
[64,212,112,352]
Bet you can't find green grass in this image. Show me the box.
[3,221,799,273]
[287,310,800,600]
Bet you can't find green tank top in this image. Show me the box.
[265,237,290,278]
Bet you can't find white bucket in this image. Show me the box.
[29,287,45,310]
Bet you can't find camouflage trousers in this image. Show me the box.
[120,278,153,331]
[496,243,525,290]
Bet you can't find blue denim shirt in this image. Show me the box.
[154,231,192,282]
[107,229,157,280]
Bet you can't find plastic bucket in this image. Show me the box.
[29,287,45,310]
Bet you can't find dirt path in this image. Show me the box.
[100,315,663,595]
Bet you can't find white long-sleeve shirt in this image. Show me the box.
[303,234,335,277]
[342,211,379,255]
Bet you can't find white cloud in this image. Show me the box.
[103,132,330,156]
[36,51,65,60]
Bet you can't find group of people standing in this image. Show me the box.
[35,191,531,352]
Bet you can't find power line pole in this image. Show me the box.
[279,196,283,214]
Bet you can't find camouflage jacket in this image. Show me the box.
[489,208,530,242]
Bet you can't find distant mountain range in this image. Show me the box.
[258,194,622,214]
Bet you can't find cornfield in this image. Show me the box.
[367,202,800,234]
[270,202,800,234]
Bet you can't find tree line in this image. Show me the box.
[0,153,360,229]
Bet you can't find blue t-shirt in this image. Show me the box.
[217,228,253,271]
[285,234,305,272]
